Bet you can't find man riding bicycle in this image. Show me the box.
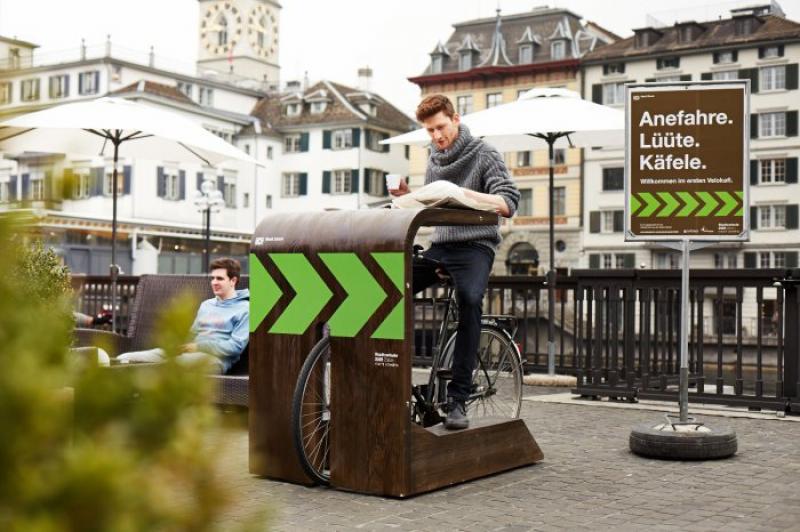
[392,95,520,430]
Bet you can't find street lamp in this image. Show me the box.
[194,178,224,272]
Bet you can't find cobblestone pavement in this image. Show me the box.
[216,387,800,531]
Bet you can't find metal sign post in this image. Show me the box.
[625,81,748,432]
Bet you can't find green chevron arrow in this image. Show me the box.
[735,191,744,217]
[249,253,282,333]
[371,252,405,340]
[269,253,332,335]
[656,192,680,217]
[629,195,641,216]
[319,253,387,337]
[695,191,719,217]
[716,191,738,216]
[637,192,661,217]
[676,192,699,217]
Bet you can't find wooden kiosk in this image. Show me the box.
[249,208,542,497]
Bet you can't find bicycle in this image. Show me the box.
[291,247,524,485]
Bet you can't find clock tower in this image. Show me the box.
[197,0,280,86]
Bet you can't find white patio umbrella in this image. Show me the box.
[0,97,261,332]
[384,88,625,375]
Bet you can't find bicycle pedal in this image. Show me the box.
[435,369,453,380]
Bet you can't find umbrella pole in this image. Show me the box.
[547,137,556,376]
[110,135,120,334]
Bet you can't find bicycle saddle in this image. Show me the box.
[412,245,451,280]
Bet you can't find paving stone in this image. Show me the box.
[212,386,800,531]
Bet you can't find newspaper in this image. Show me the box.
[391,180,497,212]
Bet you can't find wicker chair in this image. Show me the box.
[74,274,250,406]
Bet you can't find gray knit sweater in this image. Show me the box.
[425,124,520,251]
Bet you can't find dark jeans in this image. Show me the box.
[413,242,494,402]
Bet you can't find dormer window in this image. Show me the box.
[457,36,480,72]
[431,55,443,74]
[657,56,680,70]
[459,52,472,71]
[285,103,301,117]
[310,101,327,114]
[359,102,377,116]
[676,22,705,44]
[519,44,533,64]
[734,15,762,36]
[551,40,566,60]
[634,28,663,49]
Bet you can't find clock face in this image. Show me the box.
[200,2,243,55]
[247,4,279,59]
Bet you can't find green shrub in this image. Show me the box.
[0,215,265,531]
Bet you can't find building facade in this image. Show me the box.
[409,7,617,274]
[0,0,414,275]
[581,2,800,272]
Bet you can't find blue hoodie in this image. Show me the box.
[191,288,249,373]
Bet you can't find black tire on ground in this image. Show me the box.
[629,423,737,460]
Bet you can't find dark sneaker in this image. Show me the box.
[444,398,469,430]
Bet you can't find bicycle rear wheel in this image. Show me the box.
[291,337,332,485]
[437,325,523,420]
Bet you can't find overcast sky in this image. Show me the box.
[1,0,799,115]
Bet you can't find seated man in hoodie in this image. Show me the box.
[116,257,249,374]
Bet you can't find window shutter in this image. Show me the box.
[778,44,785,57]
[744,252,756,268]
[589,211,600,233]
[78,74,83,94]
[750,205,758,230]
[322,171,331,193]
[382,133,390,153]
[786,204,799,230]
[758,47,765,59]
[179,170,186,200]
[787,64,799,91]
[751,114,758,139]
[712,52,720,64]
[196,172,204,191]
[364,129,372,150]
[299,132,309,152]
[62,168,75,199]
[299,173,308,195]
[589,254,600,269]
[786,111,798,137]
[363,170,371,194]
[701,73,712,81]
[732,50,738,62]
[352,128,361,148]
[92,167,104,196]
[613,210,624,232]
[786,158,798,184]
[43,169,52,201]
[156,166,166,198]
[21,173,30,199]
[623,254,635,269]
[680,74,692,81]
[739,68,758,94]
[8,175,16,200]
[322,130,331,149]
[382,172,389,196]
[786,252,798,269]
[123,165,131,195]
[351,169,359,193]
[603,64,610,75]
[591,84,602,104]
[217,175,224,193]
[750,160,758,185]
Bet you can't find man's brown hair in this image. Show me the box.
[415,94,456,122]
[210,257,241,284]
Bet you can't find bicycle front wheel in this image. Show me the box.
[291,337,332,485]
[438,325,523,420]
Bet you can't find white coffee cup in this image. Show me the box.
[385,174,402,191]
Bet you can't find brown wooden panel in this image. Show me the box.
[408,418,543,497]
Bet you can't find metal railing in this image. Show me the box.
[71,275,139,334]
[413,268,800,413]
